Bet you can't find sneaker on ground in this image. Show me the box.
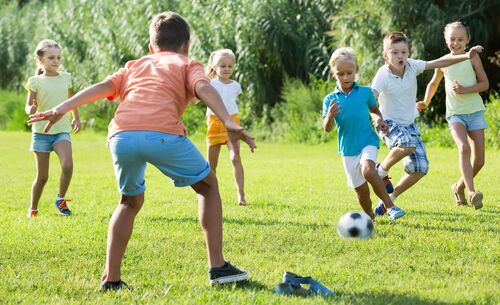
[387,206,406,220]
[100,280,128,291]
[27,209,38,218]
[373,202,387,216]
[55,198,72,216]
[376,163,394,193]
[209,261,248,285]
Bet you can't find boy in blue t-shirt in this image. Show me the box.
[322,47,406,220]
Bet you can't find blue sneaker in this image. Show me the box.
[283,272,334,296]
[376,163,394,193]
[55,198,72,216]
[374,201,387,216]
[387,206,406,220]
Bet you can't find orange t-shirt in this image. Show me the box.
[105,51,209,139]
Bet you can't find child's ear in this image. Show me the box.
[148,43,156,54]
[180,40,190,55]
[382,51,388,61]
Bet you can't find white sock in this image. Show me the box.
[389,193,397,202]
[377,165,388,178]
[56,195,65,201]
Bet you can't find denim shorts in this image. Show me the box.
[447,111,488,131]
[379,120,429,174]
[30,132,71,153]
[108,131,211,196]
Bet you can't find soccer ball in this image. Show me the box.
[337,211,374,239]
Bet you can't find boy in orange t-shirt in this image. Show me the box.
[29,12,256,290]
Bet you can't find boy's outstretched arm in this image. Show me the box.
[425,45,483,70]
[417,68,444,111]
[28,80,115,132]
[195,80,256,152]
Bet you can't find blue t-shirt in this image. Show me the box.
[322,82,380,156]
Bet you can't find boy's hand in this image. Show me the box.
[72,118,81,133]
[326,99,341,119]
[468,45,483,59]
[375,119,388,134]
[225,120,256,153]
[28,106,66,133]
[416,101,428,111]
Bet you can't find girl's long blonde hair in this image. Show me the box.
[206,49,236,79]
[34,39,60,75]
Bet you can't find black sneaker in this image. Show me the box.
[100,280,128,291]
[209,261,249,285]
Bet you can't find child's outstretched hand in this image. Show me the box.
[416,101,428,111]
[28,106,67,133]
[468,45,484,59]
[375,119,389,134]
[326,99,341,119]
[225,120,256,153]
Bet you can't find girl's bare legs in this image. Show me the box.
[450,123,476,194]
[380,146,415,172]
[353,182,375,219]
[191,172,225,268]
[53,140,73,198]
[30,152,50,210]
[102,193,144,282]
[361,160,393,210]
[207,144,222,174]
[227,140,246,206]
[455,128,485,195]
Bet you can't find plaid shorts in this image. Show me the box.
[380,120,429,174]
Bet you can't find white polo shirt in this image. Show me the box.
[371,58,426,125]
[206,79,242,116]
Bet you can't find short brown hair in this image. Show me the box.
[383,32,409,51]
[149,12,190,51]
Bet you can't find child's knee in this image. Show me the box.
[192,171,218,194]
[36,175,49,185]
[120,194,144,209]
[61,161,73,174]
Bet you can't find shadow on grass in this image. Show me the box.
[212,279,268,292]
[146,215,331,230]
[333,290,469,305]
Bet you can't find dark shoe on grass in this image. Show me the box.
[209,261,248,285]
[100,280,128,291]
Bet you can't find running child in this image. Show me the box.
[322,47,405,220]
[25,39,80,218]
[370,31,483,216]
[417,22,488,209]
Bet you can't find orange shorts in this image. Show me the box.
[206,114,240,146]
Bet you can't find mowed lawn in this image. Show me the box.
[0,131,498,305]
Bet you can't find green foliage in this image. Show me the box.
[0,90,29,131]
[0,131,499,304]
[485,94,500,149]
[251,77,335,143]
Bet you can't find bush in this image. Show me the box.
[0,90,29,131]
[485,93,500,149]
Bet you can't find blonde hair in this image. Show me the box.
[444,21,471,41]
[329,47,358,70]
[206,49,236,79]
[34,39,60,75]
[383,31,408,51]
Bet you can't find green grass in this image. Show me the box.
[0,131,498,305]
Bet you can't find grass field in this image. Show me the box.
[0,131,498,305]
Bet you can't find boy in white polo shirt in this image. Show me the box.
[371,32,482,216]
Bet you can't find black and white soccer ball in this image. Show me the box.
[337,211,374,239]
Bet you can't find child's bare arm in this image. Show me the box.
[322,99,340,132]
[452,55,489,94]
[425,46,483,70]
[195,80,256,152]
[28,80,115,132]
[417,68,444,111]
[369,105,388,134]
[68,88,81,133]
[25,90,37,115]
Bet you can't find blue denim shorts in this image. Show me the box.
[30,132,71,153]
[447,111,487,131]
[108,131,211,196]
[380,120,429,174]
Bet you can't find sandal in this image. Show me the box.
[469,191,483,210]
[451,183,467,206]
